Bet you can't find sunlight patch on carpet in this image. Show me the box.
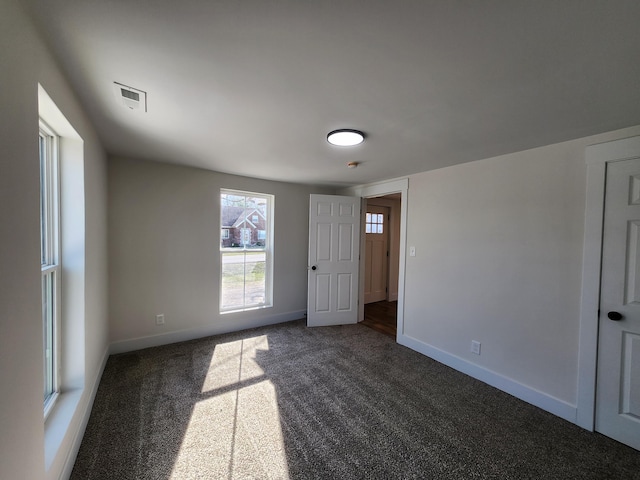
[170,335,290,479]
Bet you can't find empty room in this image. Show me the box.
[2,1,640,479]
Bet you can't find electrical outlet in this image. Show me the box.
[156,314,165,326]
[471,340,481,355]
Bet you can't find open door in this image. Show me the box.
[307,194,361,327]
[595,156,640,450]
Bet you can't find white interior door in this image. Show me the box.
[364,205,389,304]
[596,156,640,450]
[307,194,360,327]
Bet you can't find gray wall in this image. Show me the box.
[109,157,332,350]
[402,125,640,412]
[3,2,640,478]
[0,1,109,479]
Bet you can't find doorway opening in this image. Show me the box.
[362,194,401,338]
[362,300,397,338]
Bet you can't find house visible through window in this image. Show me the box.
[40,120,60,415]
[366,212,384,234]
[220,190,273,312]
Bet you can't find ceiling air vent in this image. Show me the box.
[113,82,147,112]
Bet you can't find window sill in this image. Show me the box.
[43,391,60,421]
[44,388,82,471]
[220,304,273,315]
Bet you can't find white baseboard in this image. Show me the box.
[398,333,577,424]
[110,310,306,355]
[56,346,109,480]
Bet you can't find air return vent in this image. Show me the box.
[113,82,147,112]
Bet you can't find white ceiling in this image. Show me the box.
[24,0,640,187]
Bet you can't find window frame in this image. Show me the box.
[219,189,274,313]
[366,211,384,234]
[40,120,61,418]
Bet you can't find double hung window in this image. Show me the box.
[220,190,273,312]
[40,121,60,415]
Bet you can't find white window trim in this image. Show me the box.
[40,84,88,479]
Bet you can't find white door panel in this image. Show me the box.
[596,157,640,450]
[307,194,360,327]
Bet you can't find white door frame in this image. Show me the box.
[343,178,408,340]
[577,135,640,430]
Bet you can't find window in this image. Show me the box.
[39,84,87,467]
[40,121,60,415]
[221,229,229,239]
[366,212,384,234]
[220,190,273,312]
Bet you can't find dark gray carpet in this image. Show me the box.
[71,320,640,479]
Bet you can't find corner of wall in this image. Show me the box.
[398,333,578,423]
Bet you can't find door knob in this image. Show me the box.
[607,311,623,321]
[311,265,317,271]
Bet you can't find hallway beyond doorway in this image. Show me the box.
[362,301,397,338]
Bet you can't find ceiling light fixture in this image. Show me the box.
[327,129,365,146]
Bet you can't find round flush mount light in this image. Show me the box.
[327,129,365,146]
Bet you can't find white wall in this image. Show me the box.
[3,8,639,479]
[0,1,109,479]
[402,125,640,420]
[108,157,332,351]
